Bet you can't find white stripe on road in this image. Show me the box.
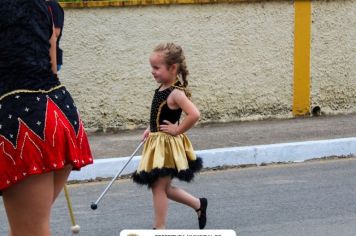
[69,137,356,181]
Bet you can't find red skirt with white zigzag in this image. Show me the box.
[0,85,93,192]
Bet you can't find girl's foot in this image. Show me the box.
[195,197,208,229]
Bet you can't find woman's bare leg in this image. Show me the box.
[3,165,72,236]
[3,172,54,236]
[53,165,72,202]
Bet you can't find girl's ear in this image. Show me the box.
[169,64,178,74]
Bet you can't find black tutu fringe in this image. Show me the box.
[132,157,203,188]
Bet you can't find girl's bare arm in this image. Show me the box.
[160,90,200,135]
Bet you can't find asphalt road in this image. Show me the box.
[1,158,356,236]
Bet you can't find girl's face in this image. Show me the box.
[149,52,176,84]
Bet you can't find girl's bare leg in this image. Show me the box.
[151,176,171,229]
[166,185,200,211]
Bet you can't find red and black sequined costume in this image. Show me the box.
[0,0,93,193]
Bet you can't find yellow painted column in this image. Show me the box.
[293,0,312,116]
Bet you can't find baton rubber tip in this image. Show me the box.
[90,203,98,210]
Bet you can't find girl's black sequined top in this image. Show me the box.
[149,81,187,132]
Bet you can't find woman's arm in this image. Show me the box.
[49,26,57,74]
[54,27,61,39]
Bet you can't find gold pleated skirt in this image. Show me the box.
[132,132,203,187]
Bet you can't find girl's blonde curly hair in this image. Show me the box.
[154,43,191,97]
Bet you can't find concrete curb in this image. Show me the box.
[68,137,356,181]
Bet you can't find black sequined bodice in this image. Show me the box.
[149,84,184,132]
[0,0,59,96]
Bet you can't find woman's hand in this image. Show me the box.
[160,120,179,136]
[142,128,150,141]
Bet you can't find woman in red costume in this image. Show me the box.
[0,0,93,235]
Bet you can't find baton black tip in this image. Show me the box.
[90,203,98,210]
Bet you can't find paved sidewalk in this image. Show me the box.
[88,114,356,159]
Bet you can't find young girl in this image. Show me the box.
[132,43,207,229]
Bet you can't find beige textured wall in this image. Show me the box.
[60,0,355,131]
[311,0,356,114]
